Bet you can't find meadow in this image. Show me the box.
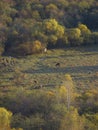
[0,45,98,93]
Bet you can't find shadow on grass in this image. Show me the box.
[60,52,98,58]
[24,64,98,74]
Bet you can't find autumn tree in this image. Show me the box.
[76,88,98,114]
[0,107,12,130]
[0,107,23,130]
[78,23,91,36]
[64,74,75,110]
[42,19,65,48]
[66,28,83,46]
[45,3,59,18]
[59,108,85,130]
[55,74,75,110]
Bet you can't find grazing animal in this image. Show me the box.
[43,48,47,53]
[34,80,37,84]
[55,62,60,67]
[88,71,91,74]
[33,85,42,89]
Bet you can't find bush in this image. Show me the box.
[0,46,4,55]
[0,107,23,130]
[83,32,98,45]
[9,40,43,55]
[90,32,98,44]
[32,40,43,53]
[66,28,83,46]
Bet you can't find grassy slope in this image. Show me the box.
[0,45,98,92]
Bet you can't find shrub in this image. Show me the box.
[0,107,23,130]
[32,40,43,53]
[83,32,98,45]
[66,28,83,46]
[0,46,4,55]
[10,40,43,55]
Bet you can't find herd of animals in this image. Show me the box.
[0,56,61,89]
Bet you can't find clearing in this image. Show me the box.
[0,45,98,92]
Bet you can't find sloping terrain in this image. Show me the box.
[0,45,98,92]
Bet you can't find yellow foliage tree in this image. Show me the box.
[78,23,91,36]
[0,107,23,130]
[0,107,12,130]
[64,74,74,110]
[32,40,42,53]
[59,108,85,130]
[66,28,83,46]
[42,19,65,44]
[46,3,59,18]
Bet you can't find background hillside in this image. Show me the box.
[0,0,98,130]
[0,0,98,55]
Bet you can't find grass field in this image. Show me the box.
[0,45,98,92]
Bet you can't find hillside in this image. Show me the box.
[0,0,98,56]
[0,45,98,90]
[0,0,98,130]
[0,45,98,130]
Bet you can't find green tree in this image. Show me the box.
[0,0,16,25]
[0,25,8,55]
[76,88,98,114]
[85,32,98,45]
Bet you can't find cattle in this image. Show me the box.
[34,80,37,84]
[55,62,60,67]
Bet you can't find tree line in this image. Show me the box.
[0,0,98,55]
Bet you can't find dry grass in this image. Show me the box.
[0,45,98,92]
